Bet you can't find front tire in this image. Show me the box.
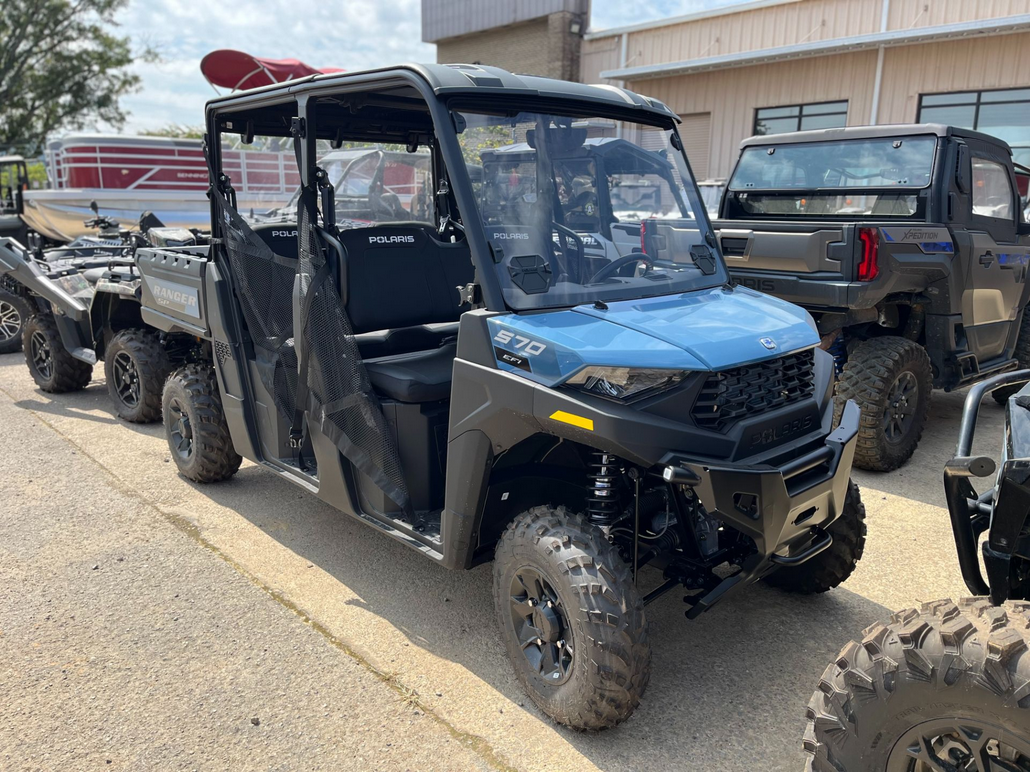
[765,479,865,594]
[162,364,241,483]
[493,505,650,730]
[834,336,932,472]
[0,288,30,354]
[805,598,1030,771]
[22,313,93,393]
[104,329,172,423]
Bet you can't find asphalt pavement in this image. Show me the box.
[0,350,1005,771]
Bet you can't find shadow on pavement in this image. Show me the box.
[192,464,892,770]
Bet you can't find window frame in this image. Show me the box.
[752,100,849,136]
[918,87,1030,166]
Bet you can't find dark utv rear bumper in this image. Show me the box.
[659,399,859,616]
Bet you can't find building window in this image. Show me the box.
[753,101,848,136]
[919,88,1030,167]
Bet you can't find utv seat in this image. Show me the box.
[337,224,473,403]
[252,222,300,260]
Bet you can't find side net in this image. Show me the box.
[215,187,411,516]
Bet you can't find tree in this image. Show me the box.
[0,0,149,154]
[141,124,206,140]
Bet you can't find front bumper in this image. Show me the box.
[664,399,859,565]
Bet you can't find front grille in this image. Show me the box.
[692,349,816,433]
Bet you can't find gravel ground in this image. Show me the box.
[0,350,1007,770]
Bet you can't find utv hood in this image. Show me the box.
[487,285,819,384]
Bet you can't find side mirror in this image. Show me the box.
[1017,221,1030,236]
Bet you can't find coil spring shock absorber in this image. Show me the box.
[586,451,621,526]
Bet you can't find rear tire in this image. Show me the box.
[493,505,651,730]
[804,598,1030,771]
[104,329,172,423]
[765,479,865,594]
[0,289,30,354]
[162,364,241,483]
[834,336,932,472]
[993,311,1030,404]
[22,313,93,393]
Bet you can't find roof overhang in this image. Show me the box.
[600,14,1030,81]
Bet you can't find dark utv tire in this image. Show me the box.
[493,506,650,730]
[162,364,241,483]
[0,288,30,354]
[804,598,1030,772]
[834,336,932,472]
[765,479,865,594]
[22,313,93,393]
[993,311,1030,405]
[104,329,172,423]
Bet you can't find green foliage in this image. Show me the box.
[140,124,206,140]
[457,124,513,166]
[0,0,152,153]
[25,160,48,188]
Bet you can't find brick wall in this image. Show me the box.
[435,12,581,81]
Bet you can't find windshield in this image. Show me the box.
[726,136,936,218]
[454,110,725,311]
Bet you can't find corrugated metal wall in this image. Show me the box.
[581,0,1030,83]
[634,50,877,180]
[579,0,1030,181]
[877,32,1030,123]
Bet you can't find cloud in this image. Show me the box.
[115,0,434,132]
[111,0,752,133]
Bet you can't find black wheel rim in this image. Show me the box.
[112,351,140,408]
[30,330,52,379]
[886,718,1030,771]
[168,399,194,460]
[509,566,573,684]
[883,370,918,444]
[0,299,20,342]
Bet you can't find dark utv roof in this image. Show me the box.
[205,62,679,123]
[739,123,1012,152]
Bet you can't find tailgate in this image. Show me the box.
[136,246,210,337]
[714,220,854,278]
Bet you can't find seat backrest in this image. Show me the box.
[336,224,474,334]
[252,222,300,261]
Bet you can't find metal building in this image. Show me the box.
[581,0,1030,191]
[421,0,590,81]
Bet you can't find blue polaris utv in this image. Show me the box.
[27,64,866,729]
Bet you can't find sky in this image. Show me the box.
[115,0,750,133]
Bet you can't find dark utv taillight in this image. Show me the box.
[857,227,879,282]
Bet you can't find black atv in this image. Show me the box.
[805,370,1030,770]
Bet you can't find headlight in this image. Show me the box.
[565,367,688,401]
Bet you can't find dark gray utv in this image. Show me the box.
[0,218,201,420]
[714,125,1030,471]
[131,63,867,728]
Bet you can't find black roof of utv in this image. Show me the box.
[739,123,1012,153]
[204,62,679,123]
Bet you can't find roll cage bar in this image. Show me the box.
[203,65,691,312]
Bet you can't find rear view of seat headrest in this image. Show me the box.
[252,222,300,261]
[337,224,474,335]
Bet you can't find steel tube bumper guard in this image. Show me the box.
[661,400,860,617]
[945,369,1030,603]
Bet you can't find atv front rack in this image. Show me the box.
[945,369,1030,603]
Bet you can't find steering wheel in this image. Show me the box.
[589,252,654,284]
[551,221,586,282]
